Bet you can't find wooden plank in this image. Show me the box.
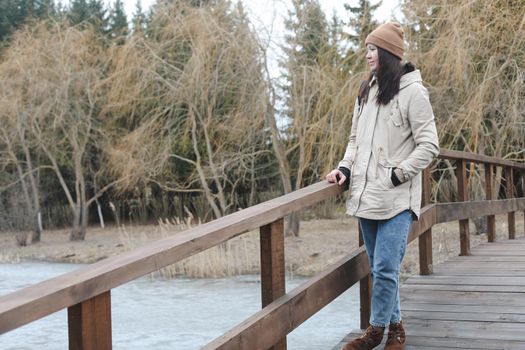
[401,283,525,293]
[400,290,525,305]
[403,319,525,341]
[358,225,371,330]
[446,255,525,262]
[400,336,525,350]
[427,268,525,277]
[437,261,525,269]
[401,302,525,315]
[403,276,525,287]
[202,248,369,350]
[407,205,437,250]
[403,310,525,323]
[438,149,525,170]
[435,198,525,224]
[470,250,525,256]
[419,167,433,275]
[338,332,525,349]
[260,219,285,307]
[484,163,496,242]
[506,167,516,239]
[68,291,111,350]
[0,181,343,334]
[260,218,286,350]
[456,159,470,255]
[477,237,525,244]
[260,219,286,350]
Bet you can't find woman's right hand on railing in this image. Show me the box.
[325,169,347,186]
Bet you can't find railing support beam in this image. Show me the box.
[260,218,286,350]
[68,291,112,350]
[419,168,433,275]
[485,164,496,242]
[358,225,371,330]
[506,167,516,239]
[456,159,471,255]
[523,175,525,238]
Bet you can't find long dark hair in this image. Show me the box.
[358,47,413,106]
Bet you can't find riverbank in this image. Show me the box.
[0,213,522,279]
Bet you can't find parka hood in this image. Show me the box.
[400,69,423,90]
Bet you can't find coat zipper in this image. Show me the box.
[354,106,381,214]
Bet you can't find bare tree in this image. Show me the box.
[0,22,122,240]
[107,1,270,220]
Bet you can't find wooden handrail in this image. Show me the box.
[0,148,523,350]
[438,149,525,170]
[0,181,341,335]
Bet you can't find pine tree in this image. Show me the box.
[87,0,108,34]
[277,0,330,236]
[344,0,381,49]
[283,0,329,68]
[131,0,146,34]
[343,0,381,70]
[326,11,344,69]
[0,0,21,42]
[68,0,90,26]
[36,0,57,19]
[109,0,128,41]
[0,0,57,42]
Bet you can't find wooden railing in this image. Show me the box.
[0,149,524,350]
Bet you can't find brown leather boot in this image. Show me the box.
[341,325,384,350]
[384,321,406,350]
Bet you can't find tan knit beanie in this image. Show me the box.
[365,22,404,59]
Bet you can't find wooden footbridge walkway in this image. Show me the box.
[336,237,525,350]
[0,148,524,350]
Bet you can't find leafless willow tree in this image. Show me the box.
[403,0,525,202]
[0,22,122,240]
[107,1,270,220]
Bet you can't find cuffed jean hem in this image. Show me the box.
[389,318,402,325]
[369,319,402,328]
[369,321,387,328]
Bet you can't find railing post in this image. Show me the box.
[505,167,516,239]
[358,225,371,330]
[260,218,286,350]
[68,291,112,350]
[523,174,525,238]
[419,167,433,275]
[456,159,471,256]
[485,164,496,242]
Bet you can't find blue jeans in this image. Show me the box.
[359,210,412,328]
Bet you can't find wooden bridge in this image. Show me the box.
[336,237,525,349]
[0,149,524,350]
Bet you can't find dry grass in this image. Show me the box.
[0,212,522,281]
[401,1,525,207]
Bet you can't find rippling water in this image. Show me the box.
[0,262,359,349]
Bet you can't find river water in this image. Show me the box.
[0,262,359,349]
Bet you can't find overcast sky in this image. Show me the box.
[105,0,402,27]
[111,0,402,77]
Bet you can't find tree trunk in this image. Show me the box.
[97,201,105,228]
[70,208,83,241]
[80,204,89,240]
[287,212,300,237]
[31,215,42,243]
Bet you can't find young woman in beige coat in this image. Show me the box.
[326,22,439,350]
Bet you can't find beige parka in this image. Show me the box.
[338,69,439,220]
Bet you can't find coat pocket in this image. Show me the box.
[388,99,404,127]
[377,152,397,190]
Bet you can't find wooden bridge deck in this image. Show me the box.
[334,236,525,350]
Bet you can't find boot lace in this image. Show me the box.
[387,326,403,344]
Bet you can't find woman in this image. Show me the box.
[326,22,439,350]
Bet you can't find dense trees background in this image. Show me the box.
[0,0,523,242]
